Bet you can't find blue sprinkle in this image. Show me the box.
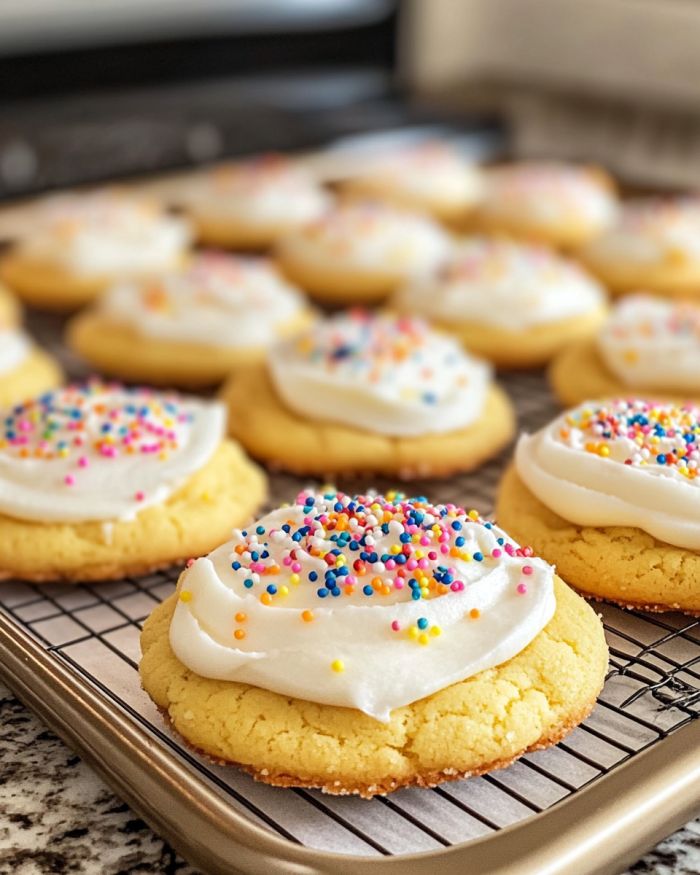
[231,561,241,570]
[256,525,265,535]
[473,552,484,562]
[243,579,254,589]
[309,571,318,582]
[417,617,428,630]
[362,585,373,596]
[317,587,329,598]
[266,585,277,595]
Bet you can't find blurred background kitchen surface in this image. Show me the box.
[2,0,700,207]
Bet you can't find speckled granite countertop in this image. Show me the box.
[0,683,698,875]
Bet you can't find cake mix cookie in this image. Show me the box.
[0,325,62,407]
[0,382,265,582]
[469,162,617,249]
[338,141,483,224]
[550,294,700,406]
[0,284,19,325]
[176,154,332,250]
[275,201,451,304]
[0,190,191,310]
[497,399,700,613]
[221,310,514,477]
[578,196,700,298]
[140,489,607,796]
[67,252,314,387]
[394,236,608,368]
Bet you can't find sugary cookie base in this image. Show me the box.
[548,339,698,408]
[188,212,301,251]
[430,306,608,370]
[0,347,63,408]
[577,249,700,298]
[496,464,700,614]
[462,211,606,250]
[0,440,266,583]
[337,180,476,225]
[0,283,20,325]
[67,309,315,388]
[275,245,413,304]
[139,578,607,797]
[221,364,516,478]
[0,252,186,310]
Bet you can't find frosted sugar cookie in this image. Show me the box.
[394,236,608,368]
[497,399,700,613]
[0,189,191,310]
[221,310,514,477]
[579,196,700,298]
[338,140,483,224]
[469,162,617,249]
[0,382,265,582]
[177,153,332,250]
[0,325,62,407]
[550,294,700,406]
[140,489,607,796]
[67,252,314,387]
[275,201,451,304]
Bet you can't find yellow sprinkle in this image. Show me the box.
[290,573,300,585]
[408,626,420,640]
[418,633,429,646]
[331,659,345,673]
[430,626,442,637]
[279,585,289,596]
[598,445,610,457]
[179,591,192,603]
[468,509,479,520]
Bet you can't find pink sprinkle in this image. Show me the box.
[517,583,528,595]
[450,581,464,592]
[186,558,195,568]
[522,565,533,575]
[420,536,430,546]
[406,559,418,570]
[64,474,75,486]
[492,548,502,558]
[393,579,404,590]
[428,551,437,560]
[135,491,145,501]
[291,562,302,573]
[391,620,401,632]
[283,556,292,566]
[440,544,449,554]
[78,456,89,468]
[385,559,396,570]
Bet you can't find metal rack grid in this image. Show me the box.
[0,365,698,858]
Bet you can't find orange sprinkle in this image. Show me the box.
[234,612,247,623]
[234,629,246,640]
[469,608,480,620]
[301,610,314,622]
[260,592,272,606]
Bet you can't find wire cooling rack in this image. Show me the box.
[0,346,698,859]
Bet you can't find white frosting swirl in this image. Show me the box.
[480,163,617,228]
[516,399,700,549]
[346,142,483,208]
[178,154,331,226]
[395,237,606,329]
[278,201,451,278]
[268,312,490,437]
[597,294,700,390]
[0,328,30,375]
[99,253,307,348]
[0,382,224,523]
[169,491,555,721]
[19,190,191,277]
[584,197,700,266]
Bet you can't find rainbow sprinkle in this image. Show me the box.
[560,400,700,480]
[228,490,534,612]
[1,381,194,493]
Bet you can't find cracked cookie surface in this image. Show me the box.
[139,577,607,797]
[496,464,700,614]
